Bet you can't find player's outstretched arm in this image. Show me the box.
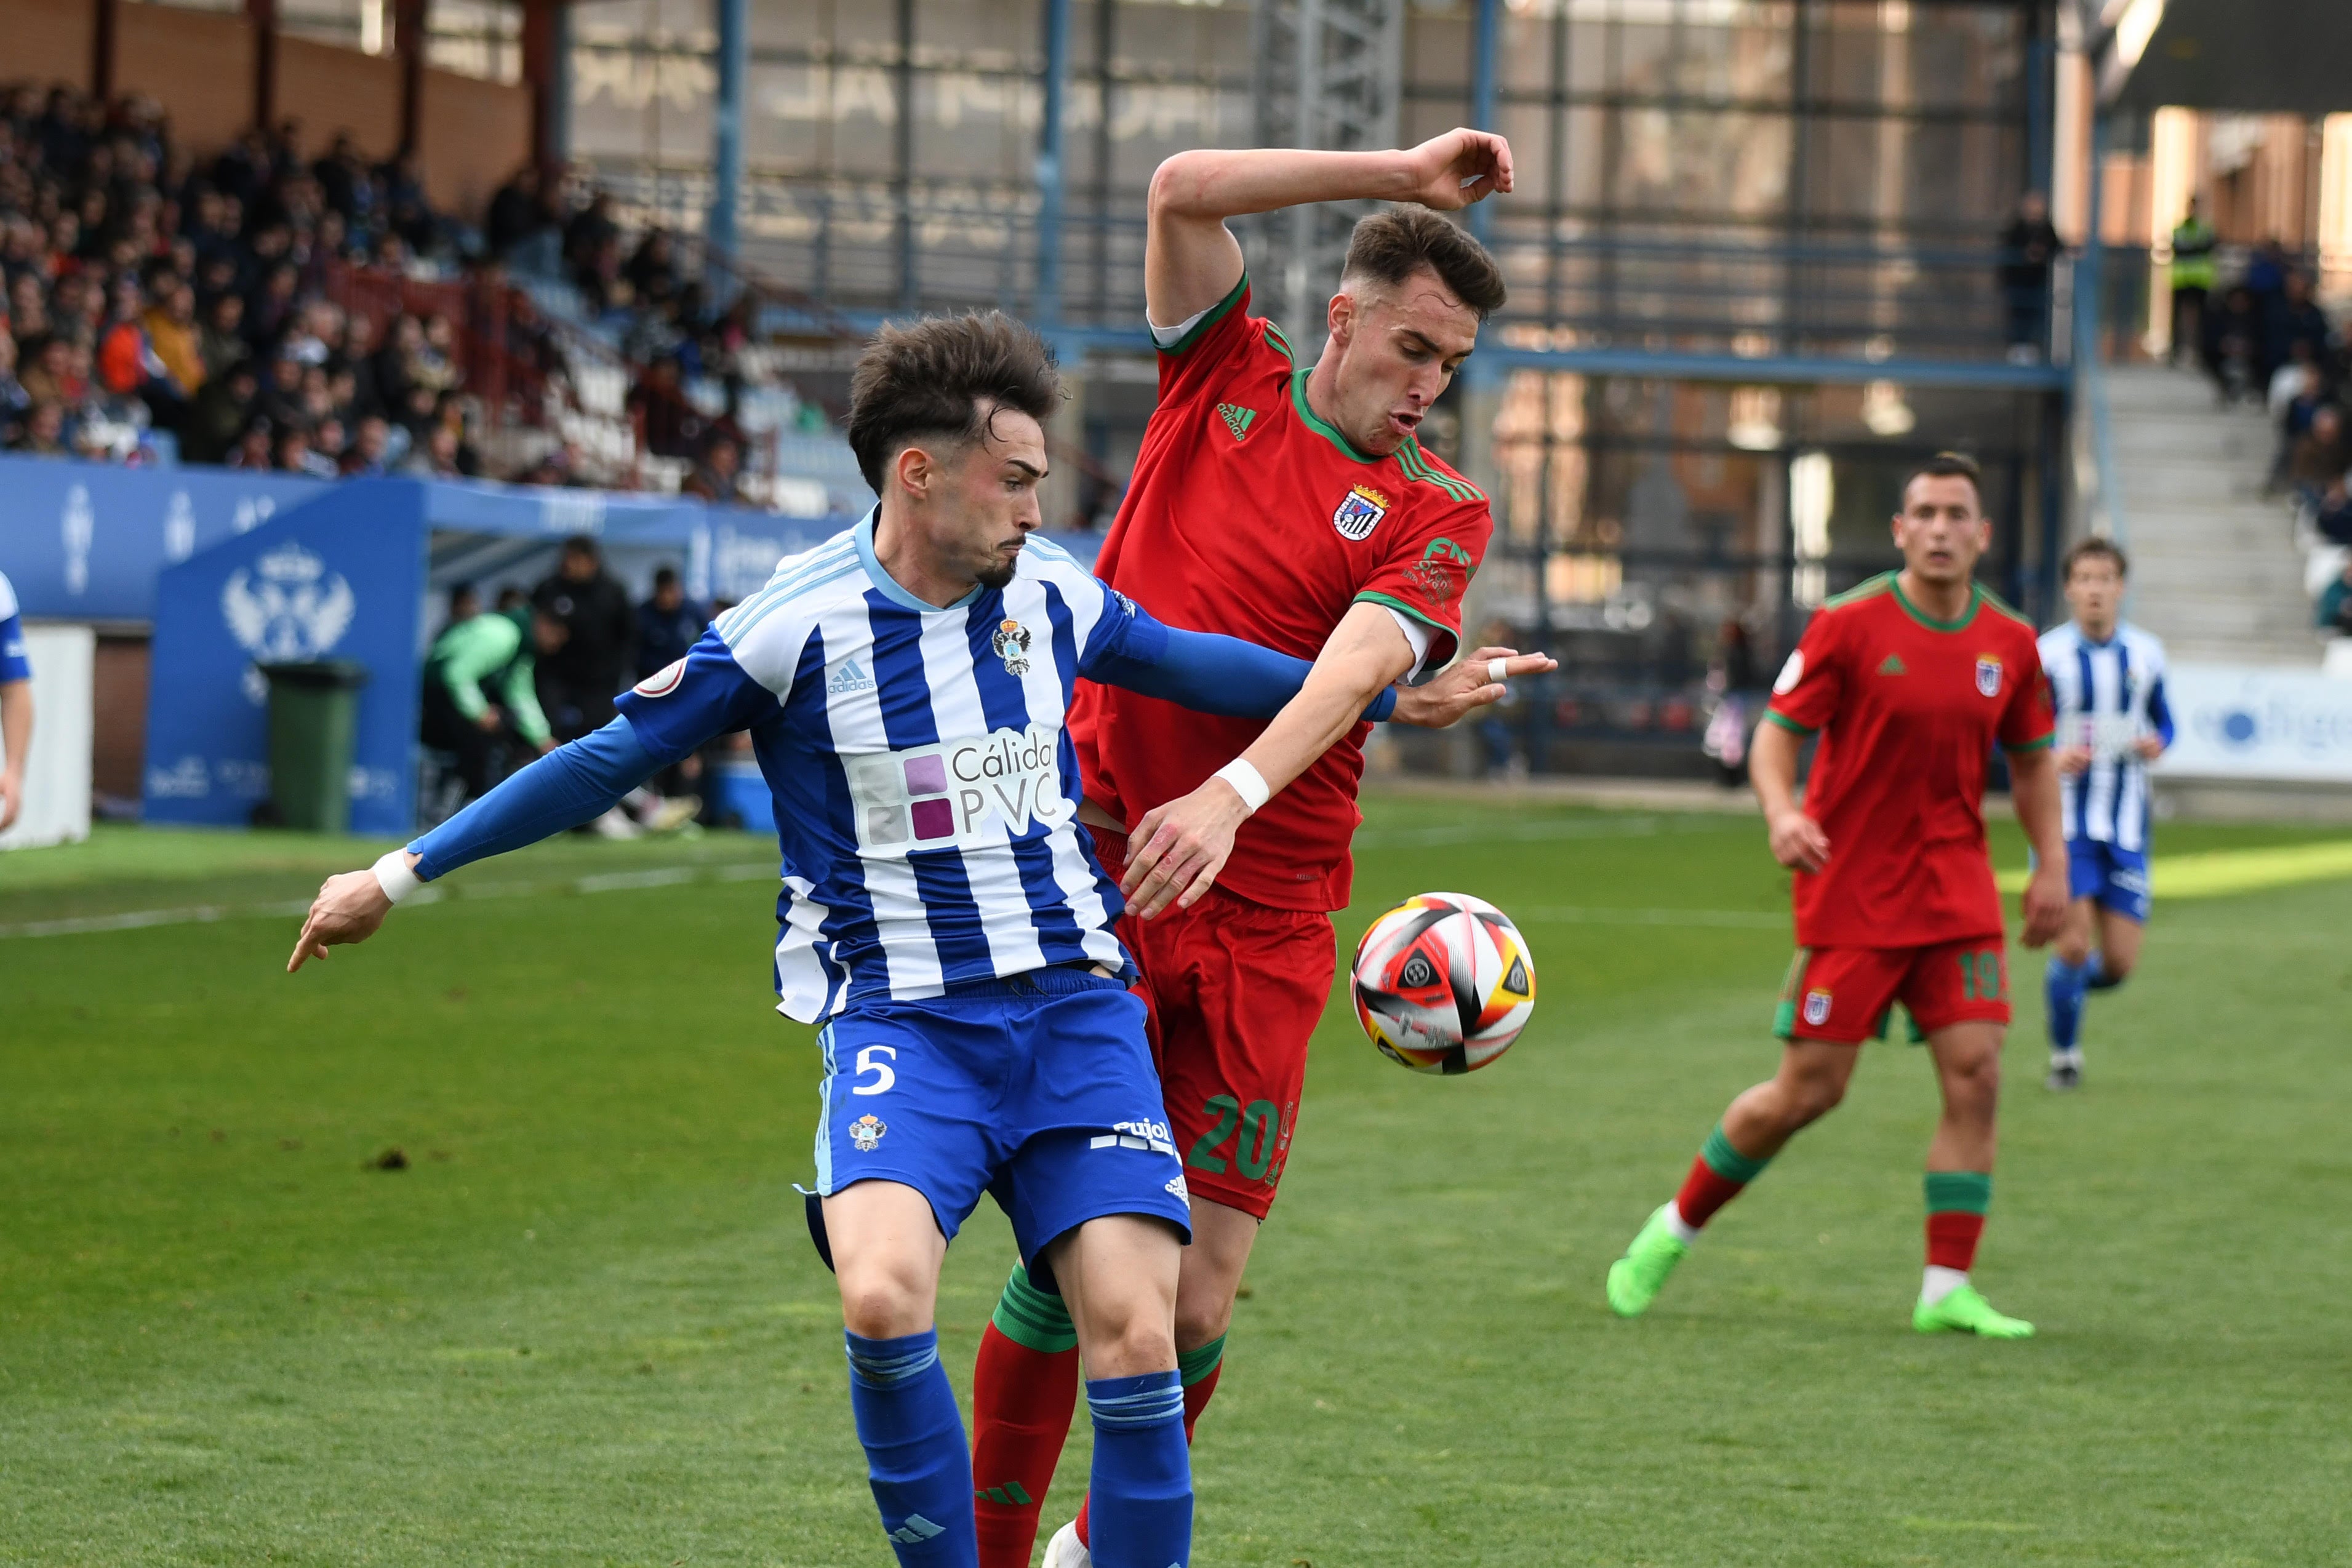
[2007,744,2071,947]
[1390,644,1557,729]
[285,718,668,972]
[1146,130,1513,329]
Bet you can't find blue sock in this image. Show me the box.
[1086,1370,1192,1568]
[2084,954,2122,992]
[2044,956,2089,1051]
[844,1329,977,1566]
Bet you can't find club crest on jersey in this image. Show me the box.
[849,1114,886,1151]
[993,618,1033,676]
[1975,655,2004,697]
[1332,484,1391,542]
[1802,990,1833,1027]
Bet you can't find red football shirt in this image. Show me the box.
[1073,276,1494,911]
[1763,573,2055,949]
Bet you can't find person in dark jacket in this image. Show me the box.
[1997,191,2062,362]
[636,566,707,682]
[530,535,636,741]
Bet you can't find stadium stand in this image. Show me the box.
[0,81,861,515]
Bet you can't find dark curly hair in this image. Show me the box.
[845,311,1063,492]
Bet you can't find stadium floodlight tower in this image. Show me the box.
[1249,0,1406,350]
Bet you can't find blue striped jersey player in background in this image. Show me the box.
[2037,537,2172,1091]
[282,311,1512,1568]
[0,567,33,835]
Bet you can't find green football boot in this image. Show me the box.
[1606,1204,1690,1318]
[1913,1283,2035,1339]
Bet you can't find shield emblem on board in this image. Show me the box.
[1975,656,2004,697]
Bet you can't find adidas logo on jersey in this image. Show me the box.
[828,658,876,695]
[1216,402,1256,441]
[1878,654,1908,676]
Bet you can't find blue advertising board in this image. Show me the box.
[0,457,328,622]
[143,484,429,838]
[132,468,1099,836]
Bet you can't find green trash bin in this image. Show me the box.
[258,660,371,833]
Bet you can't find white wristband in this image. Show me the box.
[372,850,423,906]
[1212,758,1271,815]
[1487,657,1510,686]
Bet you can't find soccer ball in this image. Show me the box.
[1350,892,1535,1074]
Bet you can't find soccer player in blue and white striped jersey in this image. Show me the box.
[286,312,1526,1567]
[2038,538,2174,1090]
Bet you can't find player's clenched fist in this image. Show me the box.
[1766,807,1831,874]
[1400,129,1514,210]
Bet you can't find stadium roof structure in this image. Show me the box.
[2096,0,2352,114]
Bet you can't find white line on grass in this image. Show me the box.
[0,861,781,941]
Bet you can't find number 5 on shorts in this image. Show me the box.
[851,1044,897,1096]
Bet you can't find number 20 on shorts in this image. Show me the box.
[1186,1095,1285,1181]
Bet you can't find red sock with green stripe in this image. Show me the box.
[1922,1171,1992,1303]
[971,1263,1080,1568]
[1072,1332,1225,1550]
[1671,1121,1774,1233]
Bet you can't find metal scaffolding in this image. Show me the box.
[1248,0,1406,348]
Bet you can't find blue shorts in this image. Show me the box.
[2066,838,2151,922]
[812,966,1192,1264]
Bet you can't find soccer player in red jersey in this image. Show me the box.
[1604,451,2070,1339]
[966,132,1557,1567]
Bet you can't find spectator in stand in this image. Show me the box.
[198,290,249,383]
[183,362,258,462]
[628,354,706,459]
[0,326,28,439]
[2261,269,2332,391]
[398,422,463,479]
[623,228,680,309]
[1996,190,2062,364]
[342,413,391,476]
[684,431,743,505]
[2242,238,2289,305]
[2200,285,2260,404]
[225,415,273,469]
[636,565,706,684]
[275,420,330,476]
[530,535,635,743]
[2316,558,2352,635]
[8,398,65,455]
[2284,404,2351,508]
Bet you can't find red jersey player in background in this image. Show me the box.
[1604,452,2070,1340]
[968,132,1555,1568]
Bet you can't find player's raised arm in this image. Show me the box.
[1145,132,1513,329]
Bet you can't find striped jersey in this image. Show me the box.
[615,511,1161,1022]
[0,570,26,684]
[2038,620,2173,852]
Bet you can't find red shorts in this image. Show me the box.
[1774,938,2010,1044]
[1097,832,1335,1220]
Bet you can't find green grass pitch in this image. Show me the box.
[3,802,2348,1566]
